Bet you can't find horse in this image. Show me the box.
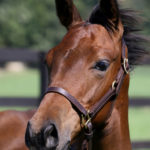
[0,110,35,150]
[25,0,148,150]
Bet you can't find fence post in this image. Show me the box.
[38,52,48,105]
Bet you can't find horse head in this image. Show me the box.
[25,0,148,150]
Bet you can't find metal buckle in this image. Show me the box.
[123,58,129,74]
[112,80,117,90]
[81,111,91,129]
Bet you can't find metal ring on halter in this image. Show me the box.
[112,80,117,90]
[123,58,129,74]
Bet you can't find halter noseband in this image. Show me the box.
[45,39,129,150]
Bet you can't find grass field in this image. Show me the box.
[129,65,150,98]
[129,107,150,140]
[0,69,40,97]
[0,66,150,142]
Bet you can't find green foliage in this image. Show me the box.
[122,0,150,36]
[0,0,98,51]
[0,0,149,51]
[0,0,66,50]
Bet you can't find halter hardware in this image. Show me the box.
[81,111,91,129]
[112,80,118,90]
[123,58,129,74]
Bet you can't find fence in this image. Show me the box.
[0,48,48,106]
[0,48,150,149]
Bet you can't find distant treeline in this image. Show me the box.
[0,0,149,51]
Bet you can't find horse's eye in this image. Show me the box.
[94,60,110,71]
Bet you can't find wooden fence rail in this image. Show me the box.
[0,97,150,107]
[132,141,150,149]
[0,49,150,149]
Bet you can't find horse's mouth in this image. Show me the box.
[61,141,71,150]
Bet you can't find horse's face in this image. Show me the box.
[26,23,123,150]
[25,0,124,150]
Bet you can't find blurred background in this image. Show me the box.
[0,0,150,150]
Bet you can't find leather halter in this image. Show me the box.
[45,39,129,150]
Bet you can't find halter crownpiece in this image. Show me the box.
[45,39,129,150]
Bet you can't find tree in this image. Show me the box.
[0,0,149,51]
[0,0,65,50]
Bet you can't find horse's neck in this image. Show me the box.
[93,75,132,150]
[93,108,131,150]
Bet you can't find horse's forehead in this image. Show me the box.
[47,24,116,65]
[57,24,113,52]
[68,24,112,43]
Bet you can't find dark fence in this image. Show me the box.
[0,48,48,105]
[0,48,150,149]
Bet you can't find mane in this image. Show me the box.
[89,5,149,70]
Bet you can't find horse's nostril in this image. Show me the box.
[25,122,32,147]
[44,124,59,149]
[25,122,59,149]
[25,122,45,149]
[44,124,54,136]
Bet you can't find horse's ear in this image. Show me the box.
[100,0,119,27]
[55,0,82,30]
[89,0,120,30]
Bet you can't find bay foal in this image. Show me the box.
[25,0,148,150]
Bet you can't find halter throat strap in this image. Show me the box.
[45,39,129,150]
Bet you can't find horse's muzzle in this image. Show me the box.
[25,122,59,150]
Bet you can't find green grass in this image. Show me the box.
[0,106,35,111]
[0,69,40,97]
[129,107,150,140]
[0,66,150,142]
[129,66,150,98]
[129,66,150,141]
[0,66,149,98]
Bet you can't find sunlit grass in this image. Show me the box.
[0,68,40,97]
[0,66,150,141]
[0,106,35,111]
[129,66,150,98]
[0,66,150,98]
[129,107,150,140]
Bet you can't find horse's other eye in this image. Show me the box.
[94,60,110,71]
